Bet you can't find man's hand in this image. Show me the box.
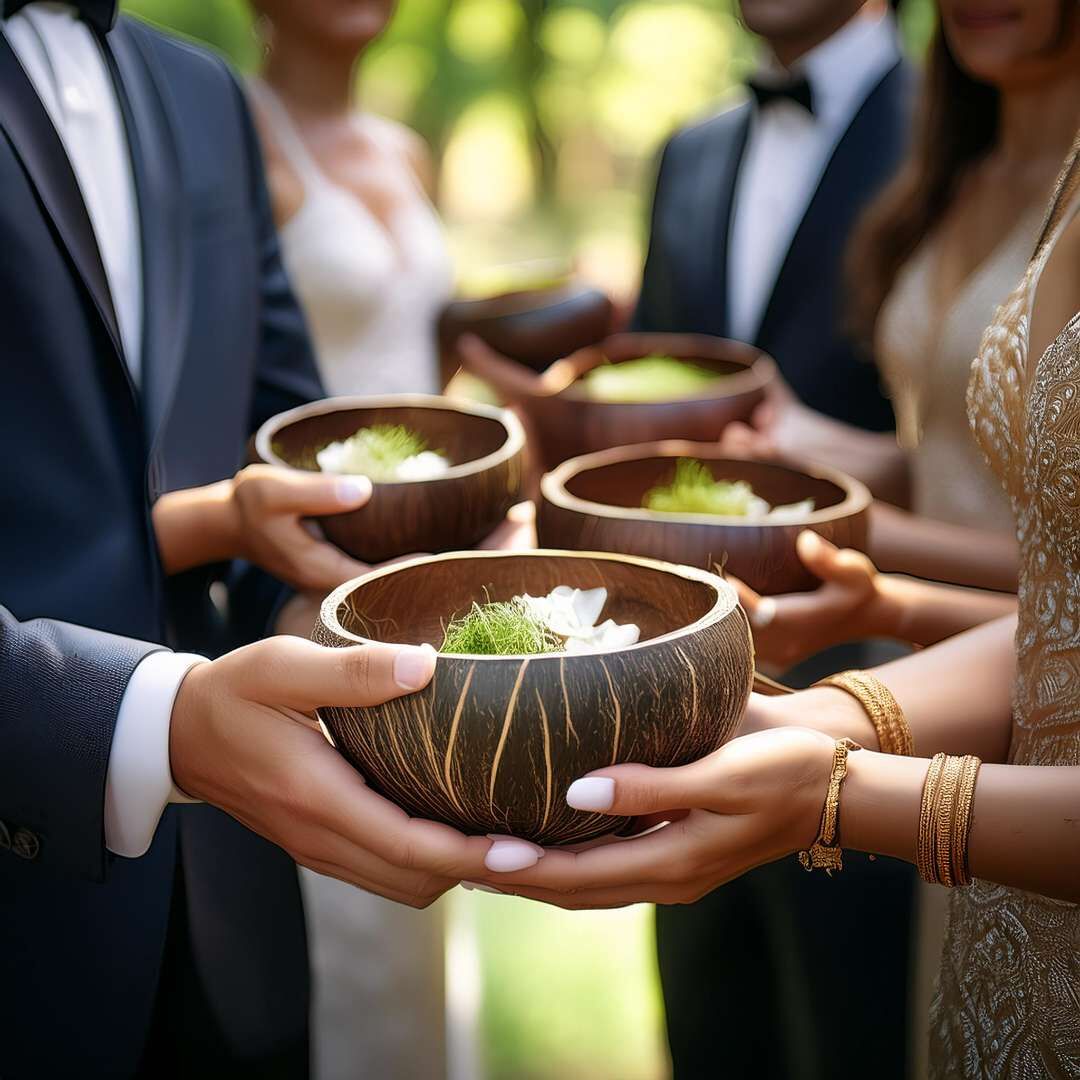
[169,636,537,906]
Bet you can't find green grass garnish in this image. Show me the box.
[440,597,564,656]
[643,459,763,516]
[318,424,436,482]
[581,355,722,403]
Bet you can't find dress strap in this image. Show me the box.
[246,77,326,191]
[1031,129,1080,264]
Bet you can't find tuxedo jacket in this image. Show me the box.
[0,18,322,1077]
[634,60,915,431]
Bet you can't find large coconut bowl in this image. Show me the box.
[255,394,525,563]
[313,550,753,845]
[538,442,871,595]
[439,282,614,373]
[460,332,775,470]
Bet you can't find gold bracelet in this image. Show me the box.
[917,752,982,887]
[917,753,946,885]
[814,670,913,757]
[951,755,981,887]
[798,737,861,876]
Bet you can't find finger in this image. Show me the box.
[275,518,371,591]
[298,855,452,909]
[456,333,539,399]
[494,879,710,910]
[795,531,875,587]
[238,636,438,709]
[564,762,724,819]
[243,464,373,516]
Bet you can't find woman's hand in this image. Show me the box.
[474,727,837,908]
[153,465,375,593]
[735,531,895,668]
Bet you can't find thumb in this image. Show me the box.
[456,333,538,400]
[795,531,875,588]
[237,636,437,711]
[268,469,374,516]
[565,760,718,818]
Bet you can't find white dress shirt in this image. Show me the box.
[4,3,204,857]
[727,6,901,343]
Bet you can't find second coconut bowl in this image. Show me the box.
[538,442,871,595]
[313,549,753,845]
[254,394,525,563]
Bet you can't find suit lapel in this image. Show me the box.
[700,106,750,338]
[755,61,906,348]
[105,20,191,443]
[0,30,126,365]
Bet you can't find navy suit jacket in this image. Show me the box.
[634,60,915,431]
[0,17,321,1077]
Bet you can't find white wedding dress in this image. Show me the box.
[250,79,454,1080]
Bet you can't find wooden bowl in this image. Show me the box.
[460,332,775,470]
[254,395,525,563]
[538,442,871,595]
[438,283,614,373]
[313,550,753,845]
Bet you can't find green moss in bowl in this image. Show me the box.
[643,459,814,520]
[315,423,447,483]
[581,355,723,403]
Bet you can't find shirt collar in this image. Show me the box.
[755,7,901,132]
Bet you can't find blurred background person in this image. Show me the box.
[246,3,452,1078]
[632,2,919,1077]
[248,0,453,400]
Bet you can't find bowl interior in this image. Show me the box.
[561,456,850,517]
[269,403,510,473]
[332,553,722,651]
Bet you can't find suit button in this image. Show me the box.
[0,820,9,851]
[11,828,39,861]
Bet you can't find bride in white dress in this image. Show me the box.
[248,2,454,1077]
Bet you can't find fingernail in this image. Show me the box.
[335,475,372,506]
[394,643,436,691]
[566,777,615,812]
[750,596,777,630]
[461,881,504,894]
[484,839,541,873]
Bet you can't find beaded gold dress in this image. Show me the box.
[929,137,1080,1077]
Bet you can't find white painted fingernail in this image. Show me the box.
[486,834,544,857]
[335,475,372,505]
[751,597,777,629]
[461,881,504,894]
[566,777,615,812]
[484,839,540,873]
[393,643,436,691]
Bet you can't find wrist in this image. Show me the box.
[169,660,214,802]
[863,573,910,639]
[786,685,881,749]
[839,749,925,862]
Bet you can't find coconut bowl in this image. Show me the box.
[438,282,614,373]
[254,394,525,564]
[538,442,871,595]
[313,549,753,845]
[460,332,775,470]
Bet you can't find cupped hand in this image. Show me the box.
[733,530,886,668]
[170,635,540,907]
[229,463,374,593]
[472,726,835,909]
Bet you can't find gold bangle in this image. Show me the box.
[814,670,913,756]
[951,755,981,887]
[797,737,861,876]
[917,753,946,885]
[934,755,963,888]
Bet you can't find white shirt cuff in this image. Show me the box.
[104,651,208,858]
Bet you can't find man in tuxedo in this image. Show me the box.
[634,2,916,1077]
[0,4,524,1077]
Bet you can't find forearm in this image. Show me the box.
[869,502,1019,591]
[152,480,240,576]
[792,414,908,505]
[841,751,1080,903]
[873,574,1017,647]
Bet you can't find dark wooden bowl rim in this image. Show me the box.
[254,393,526,487]
[319,548,741,662]
[541,439,871,528]
[558,339,774,404]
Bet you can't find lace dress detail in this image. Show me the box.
[930,137,1080,1078]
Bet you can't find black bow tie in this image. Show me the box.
[2,0,117,34]
[747,75,814,116]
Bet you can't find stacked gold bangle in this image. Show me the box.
[917,753,981,887]
[814,669,914,757]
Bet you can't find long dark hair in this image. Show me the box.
[848,25,998,342]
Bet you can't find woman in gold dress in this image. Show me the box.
[479,132,1080,1077]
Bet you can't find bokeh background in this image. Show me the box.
[121,1,933,1076]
